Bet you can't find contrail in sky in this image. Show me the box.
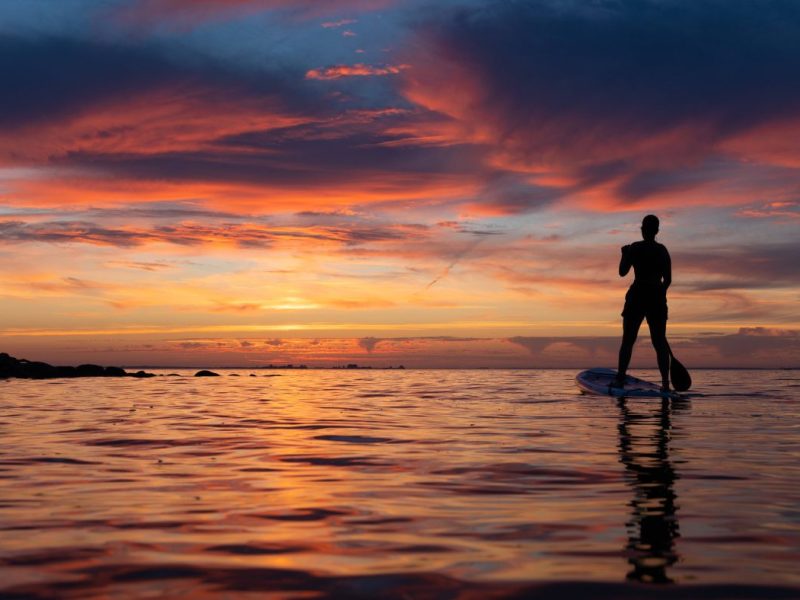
[424,238,487,290]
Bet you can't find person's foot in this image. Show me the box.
[661,381,671,392]
[611,375,626,389]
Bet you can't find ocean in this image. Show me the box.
[1,369,799,599]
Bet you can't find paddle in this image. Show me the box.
[667,342,692,391]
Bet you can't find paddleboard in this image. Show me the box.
[576,368,679,399]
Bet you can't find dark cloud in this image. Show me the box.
[0,36,175,130]
[676,241,800,290]
[57,125,486,190]
[179,342,209,349]
[0,34,313,132]
[112,0,397,26]
[509,336,619,359]
[213,119,485,176]
[0,34,492,196]
[695,327,800,363]
[358,337,382,352]
[615,159,734,202]
[509,330,800,368]
[0,219,422,248]
[0,220,154,247]
[409,0,800,200]
[472,173,564,213]
[87,202,245,221]
[421,1,800,150]
[0,30,548,210]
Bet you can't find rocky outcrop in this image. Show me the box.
[194,370,220,377]
[0,353,154,380]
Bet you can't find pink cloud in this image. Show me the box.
[322,19,357,28]
[306,63,410,80]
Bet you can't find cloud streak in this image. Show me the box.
[306,63,410,80]
[0,219,425,248]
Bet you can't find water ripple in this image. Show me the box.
[0,369,798,597]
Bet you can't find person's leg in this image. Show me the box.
[647,317,670,389]
[615,314,643,386]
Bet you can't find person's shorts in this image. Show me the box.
[622,284,668,323]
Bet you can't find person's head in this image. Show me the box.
[641,214,659,240]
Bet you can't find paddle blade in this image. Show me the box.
[670,355,692,391]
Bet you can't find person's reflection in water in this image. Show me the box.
[617,397,688,583]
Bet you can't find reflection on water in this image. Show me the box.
[618,397,683,584]
[1,369,799,598]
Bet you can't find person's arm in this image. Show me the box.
[619,245,632,277]
[662,247,672,291]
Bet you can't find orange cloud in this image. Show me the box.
[306,63,410,80]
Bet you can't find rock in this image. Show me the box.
[54,366,78,378]
[0,352,153,379]
[19,360,58,379]
[194,370,220,377]
[130,370,156,378]
[76,364,105,377]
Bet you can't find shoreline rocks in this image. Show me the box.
[0,353,154,380]
[194,370,220,377]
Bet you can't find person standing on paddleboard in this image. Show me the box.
[613,215,671,391]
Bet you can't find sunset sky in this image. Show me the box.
[1,0,798,368]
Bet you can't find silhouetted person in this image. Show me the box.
[617,397,682,583]
[614,215,671,391]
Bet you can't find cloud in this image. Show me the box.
[0,35,313,138]
[4,332,799,368]
[306,63,410,80]
[358,336,382,352]
[696,327,800,364]
[28,108,487,209]
[402,0,800,208]
[509,336,619,360]
[509,330,800,368]
[0,34,505,215]
[0,218,433,249]
[112,0,395,27]
[105,261,175,271]
[676,241,800,290]
[0,220,155,247]
[20,276,107,296]
[179,341,210,349]
[736,200,800,221]
[322,19,358,28]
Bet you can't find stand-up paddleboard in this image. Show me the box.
[576,368,680,399]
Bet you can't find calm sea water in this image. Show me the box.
[1,369,799,599]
